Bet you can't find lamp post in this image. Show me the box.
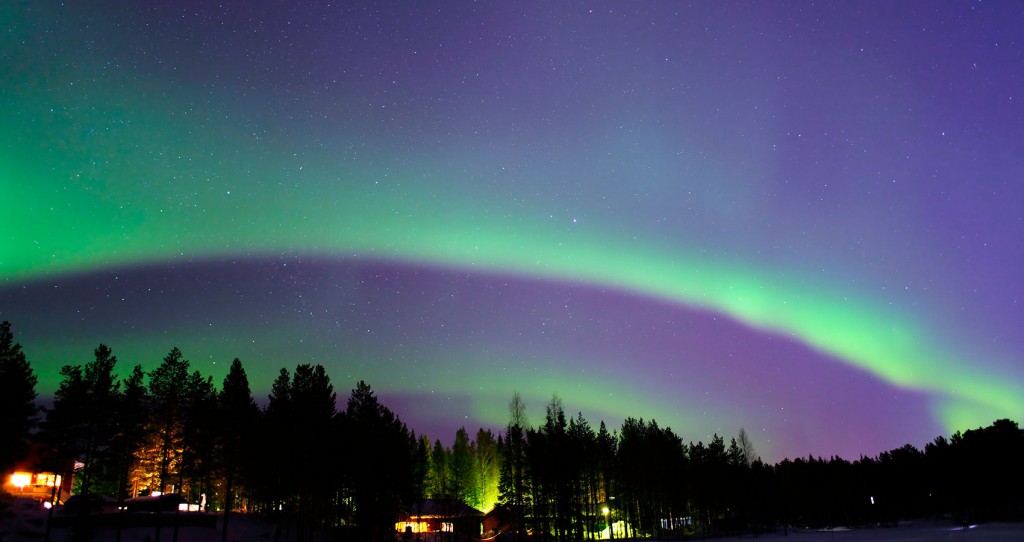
[602,506,611,540]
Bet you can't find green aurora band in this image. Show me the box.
[2,59,1021,437]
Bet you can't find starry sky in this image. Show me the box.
[2,1,1023,462]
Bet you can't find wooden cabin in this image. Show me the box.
[397,498,484,538]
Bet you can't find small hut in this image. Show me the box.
[1,443,74,505]
[397,498,484,538]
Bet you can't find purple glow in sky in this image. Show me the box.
[2,2,1023,461]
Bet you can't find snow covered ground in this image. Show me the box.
[695,522,1024,542]
[1,498,284,542]
[4,499,1023,542]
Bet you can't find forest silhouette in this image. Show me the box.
[2,320,1023,541]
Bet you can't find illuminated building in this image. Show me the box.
[396,498,484,537]
[1,442,74,505]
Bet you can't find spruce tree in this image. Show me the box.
[41,344,121,496]
[290,364,337,535]
[342,381,415,542]
[147,347,191,493]
[472,428,501,512]
[451,427,473,505]
[218,358,258,542]
[263,368,292,511]
[498,392,530,537]
[429,439,450,498]
[180,370,218,506]
[0,321,37,473]
[218,358,259,519]
[115,364,149,501]
[411,432,431,502]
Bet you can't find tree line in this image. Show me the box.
[2,320,1024,541]
[1,322,415,541]
[494,396,1024,540]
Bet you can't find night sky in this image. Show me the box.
[3,2,1023,462]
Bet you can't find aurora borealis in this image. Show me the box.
[2,2,1023,462]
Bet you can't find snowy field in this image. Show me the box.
[9,523,1024,542]
[0,498,280,542]
[4,498,1023,542]
[698,523,1024,542]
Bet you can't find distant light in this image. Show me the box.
[44,502,52,509]
[9,472,31,488]
[602,507,609,516]
[870,496,875,505]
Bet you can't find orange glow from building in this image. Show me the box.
[395,521,430,533]
[35,473,61,487]
[9,472,31,488]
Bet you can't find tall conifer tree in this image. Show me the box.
[0,321,37,473]
[115,364,149,500]
[219,359,259,542]
[147,347,191,493]
[42,344,121,495]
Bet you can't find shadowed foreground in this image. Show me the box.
[4,502,1024,542]
[706,522,1024,542]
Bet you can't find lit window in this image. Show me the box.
[36,473,58,487]
[394,521,431,534]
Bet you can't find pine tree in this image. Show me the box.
[85,345,122,483]
[530,395,571,541]
[218,359,259,500]
[472,428,501,512]
[429,439,450,498]
[452,427,473,505]
[115,364,149,500]
[0,321,37,474]
[566,412,596,540]
[41,344,121,496]
[595,421,616,536]
[147,347,191,493]
[218,359,259,542]
[498,391,530,538]
[411,432,431,502]
[261,365,338,535]
[341,381,415,542]
[263,368,292,511]
[180,370,219,507]
[289,364,337,535]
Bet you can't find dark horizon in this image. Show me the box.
[4,335,1023,541]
